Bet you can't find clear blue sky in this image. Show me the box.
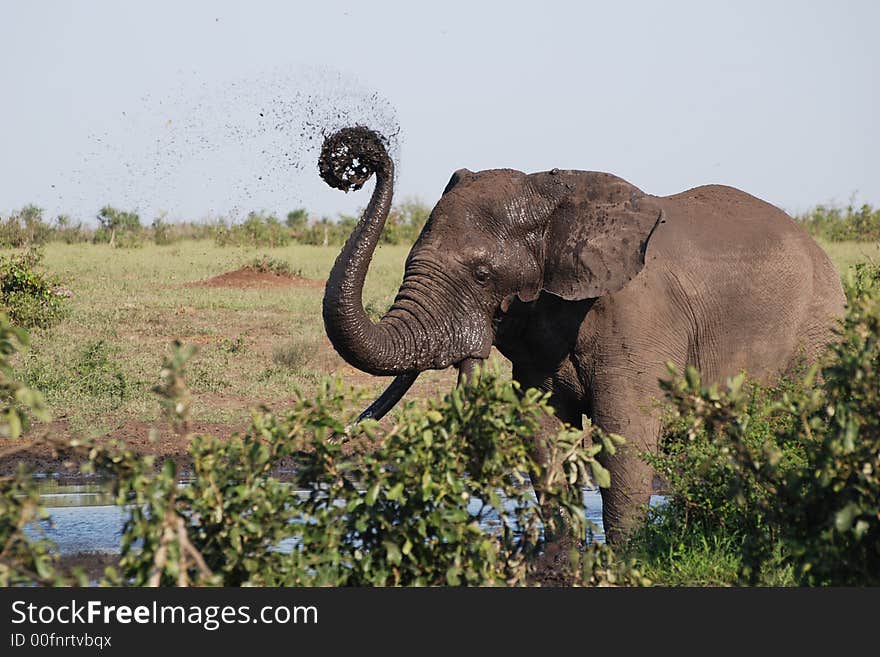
[1,0,877,224]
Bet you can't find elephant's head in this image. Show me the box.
[319,127,663,418]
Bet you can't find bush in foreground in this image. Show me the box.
[0,339,644,586]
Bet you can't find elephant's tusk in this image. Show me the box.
[345,358,480,437]
[457,357,483,387]
[355,371,420,423]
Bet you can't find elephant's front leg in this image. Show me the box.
[512,367,585,544]
[528,407,582,542]
[590,386,662,545]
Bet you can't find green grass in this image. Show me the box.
[620,513,797,587]
[817,239,880,272]
[8,240,458,436]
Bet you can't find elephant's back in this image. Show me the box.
[647,184,834,275]
[634,184,844,381]
[653,184,807,247]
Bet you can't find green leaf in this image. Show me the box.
[6,410,22,439]
[685,366,701,390]
[387,482,404,501]
[365,483,380,506]
[834,503,859,533]
[383,540,402,565]
[589,460,611,488]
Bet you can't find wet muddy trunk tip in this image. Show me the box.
[318,126,391,192]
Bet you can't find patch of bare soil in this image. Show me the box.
[59,553,120,582]
[186,267,323,289]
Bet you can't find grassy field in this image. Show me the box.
[5,238,877,460]
[9,241,465,451]
[817,239,880,271]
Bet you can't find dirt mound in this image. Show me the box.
[187,267,324,289]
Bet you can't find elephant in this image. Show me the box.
[317,126,846,544]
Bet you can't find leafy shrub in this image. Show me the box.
[151,216,174,245]
[285,208,309,242]
[247,254,295,276]
[73,339,131,404]
[383,196,431,245]
[0,314,49,440]
[52,214,92,244]
[0,314,65,586]
[646,368,807,540]
[99,362,639,587]
[0,248,69,329]
[0,339,646,587]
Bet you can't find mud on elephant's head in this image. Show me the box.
[319,127,663,413]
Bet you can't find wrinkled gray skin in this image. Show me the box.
[321,130,846,543]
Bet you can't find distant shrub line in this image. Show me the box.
[3,200,875,249]
[795,201,880,242]
[0,198,431,249]
[3,198,878,250]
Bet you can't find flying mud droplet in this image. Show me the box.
[54,64,400,223]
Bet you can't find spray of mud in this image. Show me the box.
[58,64,399,222]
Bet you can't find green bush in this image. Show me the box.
[285,208,309,242]
[295,198,431,246]
[383,197,431,245]
[0,314,64,586]
[247,254,296,276]
[0,314,49,440]
[103,362,638,586]
[646,369,807,540]
[52,214,92,244]
[0,337,647,587]
[151,216,175,245]
[73,339,131,404]
[0,248,69,329]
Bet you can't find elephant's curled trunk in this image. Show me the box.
[319,128,483,424]
[320,126,410,376]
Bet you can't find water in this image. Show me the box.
[30,478,663,555]
[29,479,126,555]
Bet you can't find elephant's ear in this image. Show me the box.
[540,179,664,301]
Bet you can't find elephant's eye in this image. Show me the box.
[474,264,492,285]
